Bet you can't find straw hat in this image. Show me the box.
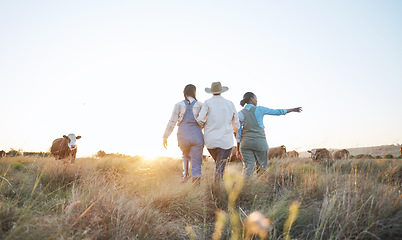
[205,82,229,94]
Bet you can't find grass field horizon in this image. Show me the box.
[1,154,401,239]
[3,143,402,160]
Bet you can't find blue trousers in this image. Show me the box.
[180,143,203,178]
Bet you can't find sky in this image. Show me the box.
[1,0,401,158]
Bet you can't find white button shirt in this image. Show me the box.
[196,95,240,149]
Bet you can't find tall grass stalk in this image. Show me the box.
[212,210,227,240]
[283,201,300,240]
[223,166,244,240]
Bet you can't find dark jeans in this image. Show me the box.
[208,147,232,181]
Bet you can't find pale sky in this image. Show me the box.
[1,1,401,158]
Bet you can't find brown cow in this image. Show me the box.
[400,147,402,157]
[332,149,349,160]
[308,148,330,162]
[287,150,299,158]
[356,154,374,159]
[0,150,5,158]
[51,134,81,164]
[203,155,211,162]
[268,145,287,160]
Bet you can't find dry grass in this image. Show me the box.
[0,155,401,239]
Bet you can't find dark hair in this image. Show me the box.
[240,92,255,107]
[183,84,197,103]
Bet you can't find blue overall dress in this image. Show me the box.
[177,100,204,178]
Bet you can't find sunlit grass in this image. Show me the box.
[0,155,401,239]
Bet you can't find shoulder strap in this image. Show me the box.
[241,106,256,114]
[241,106,261,129]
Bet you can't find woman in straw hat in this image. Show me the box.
[163,84,204,183]
[237,92,302,177]
[196,82,240,181]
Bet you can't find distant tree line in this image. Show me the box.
[23,152,52,157]
[95,150,132,158]
[2,148,51,157]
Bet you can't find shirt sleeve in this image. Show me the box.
[196,102,208,127]
[193,102,203,119]
[231,102,240,133]
[236,111,244,143]
[163,103,181,139]
[259,106,287,116]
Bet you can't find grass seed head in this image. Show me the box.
[244,211,272,240]
[223,166,244,205]
[212,209,227,240]
[283,200,300,240]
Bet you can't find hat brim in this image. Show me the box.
[205,86,229,94]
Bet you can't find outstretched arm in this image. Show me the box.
[286,107,302,113]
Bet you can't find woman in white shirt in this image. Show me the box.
[163,84,204,183]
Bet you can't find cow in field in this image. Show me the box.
[51,134,81,164]
[0,150,5,158]
[400,147,402,157]
[287,150,299,158]
[203,155,211,162]
[356,154,374,159]
[268,145,287,160]
[308,148,330,162]
[332,149,350,160]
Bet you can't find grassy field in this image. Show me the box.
[0,155,401,239]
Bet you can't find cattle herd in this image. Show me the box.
[228,145,353,163]
[0,138,401,165]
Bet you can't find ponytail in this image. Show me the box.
[240,99,247,107]
[240,92,255,107]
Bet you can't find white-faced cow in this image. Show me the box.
[268,145,287,160]
[51,134,81,164]
[0,150,5,158]
[308,148,330,162]
[332,149,350,161]
[287,150,299,158]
